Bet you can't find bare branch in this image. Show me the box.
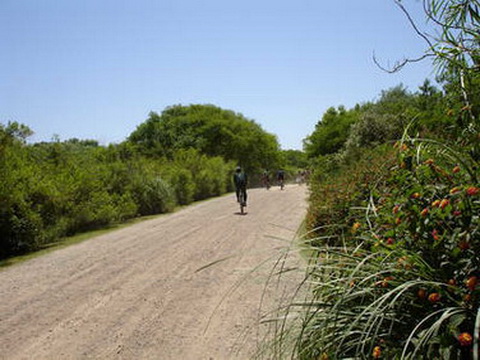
[394,0,435,49]
[373,52,434,73]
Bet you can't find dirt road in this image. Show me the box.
[0,185,308,360]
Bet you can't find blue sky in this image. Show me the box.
[1,0,436,150]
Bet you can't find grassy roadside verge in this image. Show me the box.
[0,192,236,270]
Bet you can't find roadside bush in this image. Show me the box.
[162,166,195,205]
[173,148,232,201]
[0,204,43,258]
[342,111,409,163]
[306,145,396,246]
[286,134,480,359]
[132,176,176,216]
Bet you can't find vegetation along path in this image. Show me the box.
[0,185,308,359]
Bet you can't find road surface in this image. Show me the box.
[0,185,308,359]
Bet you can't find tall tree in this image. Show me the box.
[128,104,281,173]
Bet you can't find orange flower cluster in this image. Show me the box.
[466,186,479,196]
[439,199,450,209]
[457,332,472,346]
[411,192,421,199]
[449,187,461,195]
[466,276,477,291]
[428,292,441,303]
[372,346,382,358]
[351,222,361,233]
[418,288,427,299]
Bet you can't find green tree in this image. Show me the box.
[281,149,308,169]
[303,106,360,158]
[128,104,281,173]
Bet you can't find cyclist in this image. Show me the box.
[233,166,248,205]
[261,169,271,189]
[277,169,285,189]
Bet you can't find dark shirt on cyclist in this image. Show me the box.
[233,167,248,203]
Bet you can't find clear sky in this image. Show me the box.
[1,0,436,150]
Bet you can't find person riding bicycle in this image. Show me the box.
[233,166,248,204]
[277,169,285,188]
[261,169,271,189]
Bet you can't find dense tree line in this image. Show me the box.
[303,80,454,162]
[0,104,296,259]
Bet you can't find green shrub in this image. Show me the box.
[161,165,196,205]
[132,176,175,216]
[287,136,480,359]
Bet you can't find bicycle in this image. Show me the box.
[261,175,271,190]
[238,187,247,214]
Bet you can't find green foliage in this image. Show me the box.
[304,106,360,158]
[172,149,233,200]
[128,104,281,173]
[131,176,175,216]
[161,165,195,205]
[287,4,480,355]
[304,82,458,166]
[0,126,233,259]
[280,149,308,169]
[291,137,480,359]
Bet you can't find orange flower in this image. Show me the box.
[453,165,461,173]
[428,292,441,303]
[432,229,440,241]
[411,192,421,199]
[400,144,408,152]
[418,288,427,299]
[439,199,450,209]
[392,205,400,214]
[466,276,477,291]
[351,222,361,233]
[424,158,434,165]
[372,346,381,359]
[458,332,473,346]
[466,186,479,196]
[448,279,457,287]
[431,200,441,208]
[420,208,429,217]
[449,187,461,195]
[395,217,402,225]
[453,210,462,217]
[386,238,395,245]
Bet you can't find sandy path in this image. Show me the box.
[0,185,308,360]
